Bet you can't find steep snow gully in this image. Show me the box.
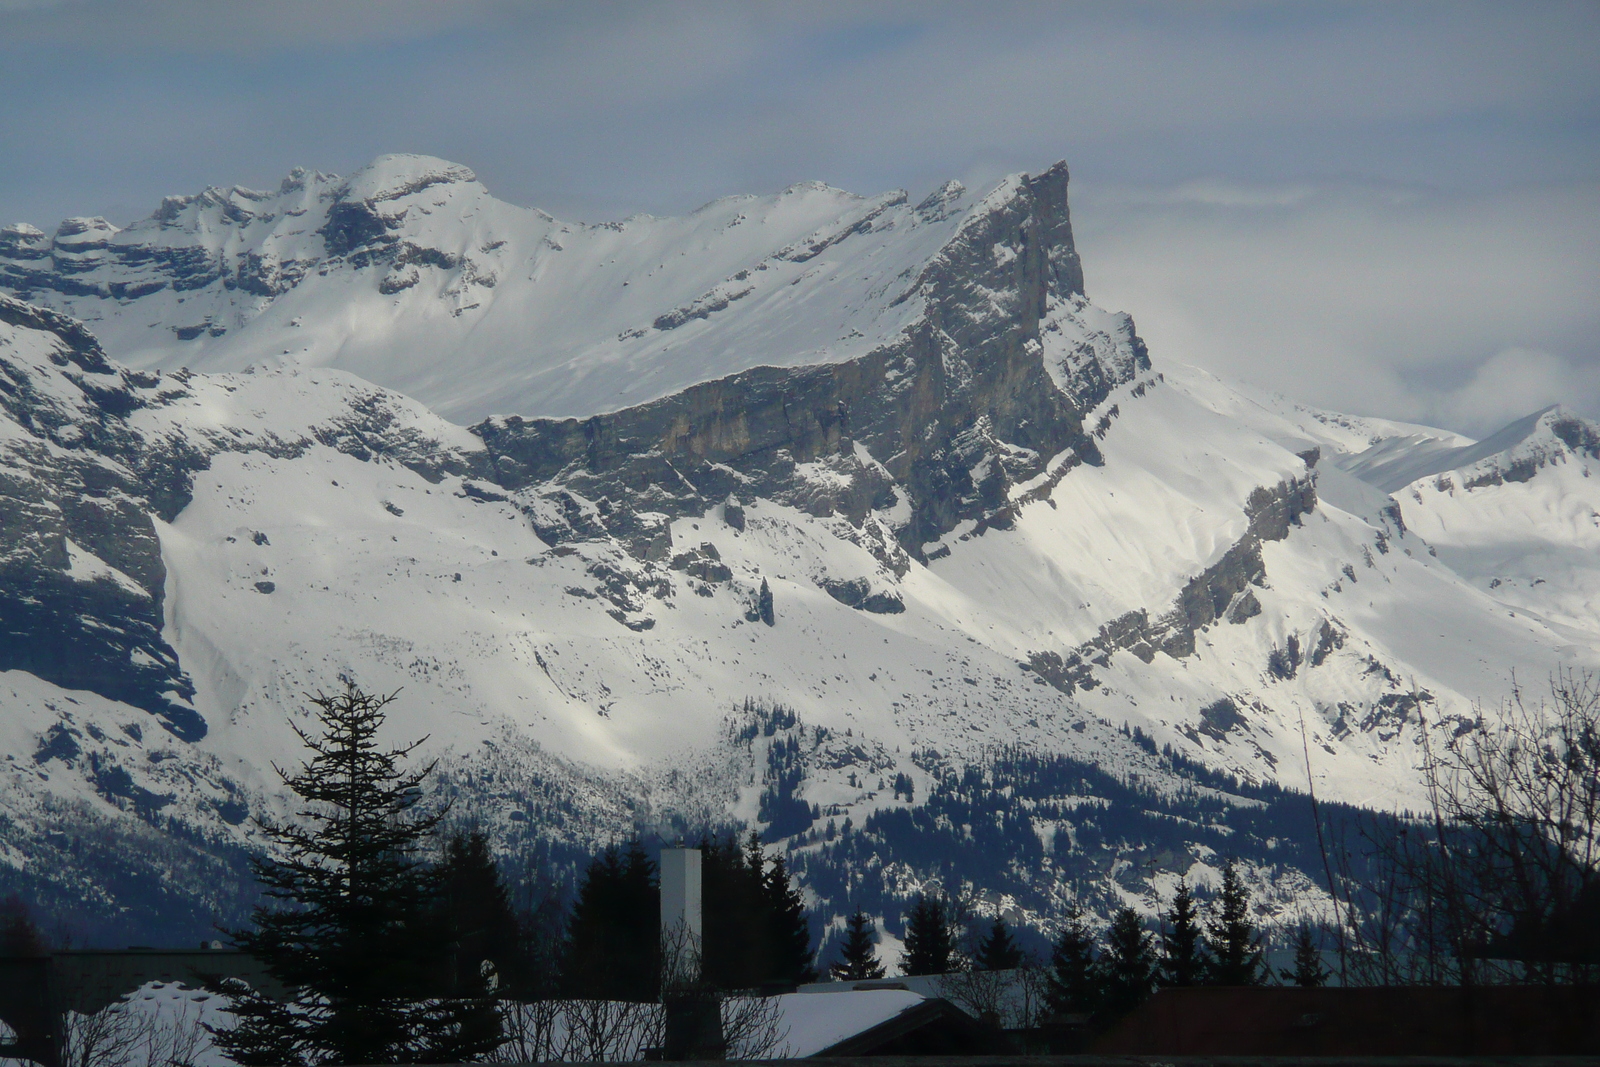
[2,156,1597,946]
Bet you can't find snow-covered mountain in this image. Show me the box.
[2,156,1596,946]
[0,155,1029,424]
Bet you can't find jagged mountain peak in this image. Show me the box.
[340,152,480,203]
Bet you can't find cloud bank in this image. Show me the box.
[1074,179,1600,434]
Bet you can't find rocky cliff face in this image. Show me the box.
[477,165,1139,560]
[0,297,202,738]
[0,293,477,741]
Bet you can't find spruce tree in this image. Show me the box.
[1205,860,1267,985]
[0,895,46,956]
[1095,907,1157,1021]
[974,917,1024,971]
[829,912,886,981]
[762,846,818,983]
[561,841,659,1001]
[900,894,957,976]
[1045,906,1096,1015]
[1159,878,1209,986]
[1280,924,1330,987]
[210,684,499,1065]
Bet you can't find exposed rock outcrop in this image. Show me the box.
[475,164,1139,557]
[0,293,477,740]
[1023,476,1318,692]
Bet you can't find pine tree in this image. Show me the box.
[435,830,525,991]
[1159,878,1209,986]
[762,847,819,983]
[1205,860,1267,985]
[0,894,46,957]
[758,579,775,626]
[974,917,1024,971]
[1045,906,1096,1015]
[210,684,499,1065]
[900,894,957,976]
[561,841,659,1001]
[829,912,886,981]
[1095,907,1157,1021]
[1280,924,1330,987]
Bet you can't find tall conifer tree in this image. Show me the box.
[829,912,887,981]
[1095,907,1158,1021]
[561,841,659,1001]
[900,894,957,976]
[210,684,499,1065]
[1280,924,1330,987]
[702,834,764,989]
[975,917,1024,971]
[1205,861,1267,985]
[1045,906,1096,1015]
[429,827,522,1052]
[761,846,818,983]
[1159,879,1209,986]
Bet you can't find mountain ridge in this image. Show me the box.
[1,157,1597,947]
[3,154,1078,423]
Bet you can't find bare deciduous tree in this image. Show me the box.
[60,989,211,1067]
[1321,671,1600,985]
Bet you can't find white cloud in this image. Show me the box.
[1073,179,1600,436]
[1427,349,1600,434]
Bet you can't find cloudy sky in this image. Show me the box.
[2,0,1596,434]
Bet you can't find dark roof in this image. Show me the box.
[1095,985,1600,1056]
[812,998,1006,1058]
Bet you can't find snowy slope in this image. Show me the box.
[1159,366,1600,655]
[1387,408,1600,646]
[2,159,1597,946]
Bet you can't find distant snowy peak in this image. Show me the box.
[339,155,477,203]
[1327,405,1596,495]
[0,155,1084,423]
[1418,407,1598,489]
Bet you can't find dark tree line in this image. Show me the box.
[560,832,817,1000]
[1043,859,1310,1029]
[51,669,1596,1064]
[0,894,47,956]
[210,684,820,1064]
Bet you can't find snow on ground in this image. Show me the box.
[767,989,926,1057]
[130,350,1598,827]
[53,981,234,1067]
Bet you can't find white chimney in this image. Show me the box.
[659,847,703,985]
